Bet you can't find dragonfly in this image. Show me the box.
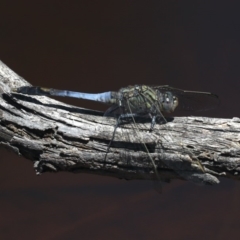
[13,85,219,190]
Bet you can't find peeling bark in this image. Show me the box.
[0,60,239,186]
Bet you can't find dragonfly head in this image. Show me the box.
[158,91,179,113]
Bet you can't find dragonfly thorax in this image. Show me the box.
[117,85,159,115]
[114,85,179,115]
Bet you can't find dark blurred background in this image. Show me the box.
[0,1,239,239]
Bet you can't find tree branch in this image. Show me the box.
[0,60,239,186]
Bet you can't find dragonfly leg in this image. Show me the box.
[118,113,138,120]
[150,113,168,131]
[150,115,157,131]
[104,113,138,161]
[104,117,120,161]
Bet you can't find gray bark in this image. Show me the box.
[0,60,239,186]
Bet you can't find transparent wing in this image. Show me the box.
[125,98,163,193]
[105,105,162,193]
[104,99,163,193]
[153,86,219,112]
[104,104,124,117]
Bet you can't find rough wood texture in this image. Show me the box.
[0,60,239,186]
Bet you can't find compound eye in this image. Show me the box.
[165,93,169,103]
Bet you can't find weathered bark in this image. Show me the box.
[0,60,239,186]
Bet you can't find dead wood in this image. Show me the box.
[0,60,239,186]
